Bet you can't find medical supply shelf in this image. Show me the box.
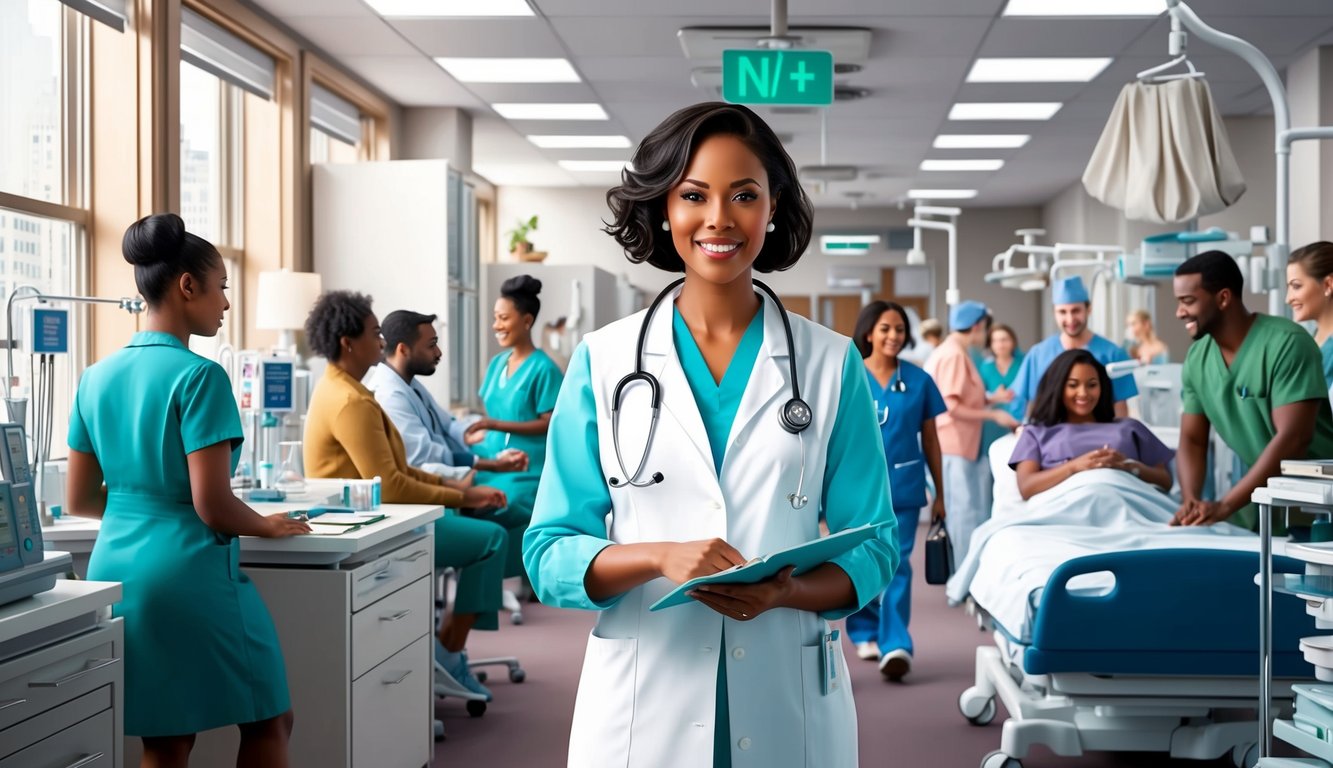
[1256,486,1333,767]
[39,504,444,768]
[0,578,124,768]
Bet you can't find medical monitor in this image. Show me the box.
[0,485,24,574]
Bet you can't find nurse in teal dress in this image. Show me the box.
[65,214,308,767]
[467,275,564,577]
[523,103,896,768]
[978,323,1022,454]
[1286,242,1333,395]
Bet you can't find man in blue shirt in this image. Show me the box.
[1010,275,1138,418]
[369,309,527,478]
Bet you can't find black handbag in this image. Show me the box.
[923,520,953,585]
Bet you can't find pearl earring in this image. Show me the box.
[661,221,670,232]
[766,222,776,233]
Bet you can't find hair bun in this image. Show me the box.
[122,213,186,267]
[501,274,542,298]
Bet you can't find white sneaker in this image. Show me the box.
[855,641,881,661]
[880,648,912,682]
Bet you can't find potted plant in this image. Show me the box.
[507,215,539,259]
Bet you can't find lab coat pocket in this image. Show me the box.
[568,630,638,767]
[799,642,856,768]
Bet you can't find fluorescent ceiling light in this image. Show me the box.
[949,102,1062,121]
[528,135,631,149]
[934,134,1030,149]
[920,159,1005,172]
[367,0,533,16]
[908,189,979,200]
[967,58,1112,83]
[493,103,608,121]
[1003,0,1166,16]
[435,58,579,83]
[559,160,630,172]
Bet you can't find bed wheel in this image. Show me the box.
[1230,742,1258,768]
[959,688,997,726]
[980,749,1021,768]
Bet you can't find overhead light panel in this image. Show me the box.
[908,189,978,200]
[949,102,1062,121]
[559,160,630,172]
[528,135,631,149]
[920,159,1005,172]
[967,58,1112,83]
[1003,0,1166,16]
[934,134,1030,149]
[368,0,533,16]
[493,103,608,121]
[435,58,579,83]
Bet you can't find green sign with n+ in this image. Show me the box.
[722,49,833,106]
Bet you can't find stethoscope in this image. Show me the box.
[607,277,813,510]
[874,368,906,426]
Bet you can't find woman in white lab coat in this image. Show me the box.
[523,102,897,768]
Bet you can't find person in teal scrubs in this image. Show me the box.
[844,301,946,682]
[466,275,564,578]
[65,214,308,768]
[978,323,1022,455]
[1286,241,1333,391]
[524,103,896,768]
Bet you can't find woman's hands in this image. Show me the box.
[991,410,1020,430]
[691,567,796,622]
[656,538,747,584]
[463,418,495,446]
[1067,446,1127,474]
[262,512,311,538]
[930,496,946,522]
[988,386,1014,405]
[461,485,507,509]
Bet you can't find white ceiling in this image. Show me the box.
[252,0,1333,208]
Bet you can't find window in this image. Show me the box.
[1,0,67,205]
[447,171,481,407]
[310,83,363,165]
[179,61,243,249]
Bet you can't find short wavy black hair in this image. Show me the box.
[604,102,813,273]
[1029,349,1115,427]
[852,301,915,359]
[305,290,374,362]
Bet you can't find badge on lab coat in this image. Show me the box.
[822,629,841,695]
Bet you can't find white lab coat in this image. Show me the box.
[570,289,859,768]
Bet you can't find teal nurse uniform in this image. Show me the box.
[68,331,289,737]
[474,348,564,576]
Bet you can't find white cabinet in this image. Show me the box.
[0,581,123,768]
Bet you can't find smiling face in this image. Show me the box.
[664,133,777,288]
[990,327,1015,359]
[1173,273,1222,340]
[492,297,530,349]
[1054,302,1089,340]
[867,308,908,362]
[1063,362,1102,421]
[183,260,230,337]
[1286,261,1332,323]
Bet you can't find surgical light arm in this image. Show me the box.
[907,206,962,305]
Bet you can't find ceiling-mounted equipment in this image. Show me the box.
[985,229,1053,291]
[678,27,872,63]
[801,108,858,184]
[906,206,962,305]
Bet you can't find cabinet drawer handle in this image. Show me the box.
[0,697,25,711]
[384,670,412,685]
[62,754,105,768]
[374,569,396,581]
[380,609,413,622]
[29,658,120,688]
[395,549,429,563]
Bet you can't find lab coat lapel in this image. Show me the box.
[724,296,788,459]
[643,289,717,479]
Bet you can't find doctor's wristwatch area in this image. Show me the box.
[610,277,813,510]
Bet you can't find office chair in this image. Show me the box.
[434,567,526,718]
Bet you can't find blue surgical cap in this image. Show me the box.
[1052,276,1090,305]
[949,300,988,331]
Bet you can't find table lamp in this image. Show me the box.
[256,269,322,357]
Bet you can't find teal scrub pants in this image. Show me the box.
[471,504,531,580]
[435,514,507,631]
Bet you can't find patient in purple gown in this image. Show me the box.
[1009,349,1174,500]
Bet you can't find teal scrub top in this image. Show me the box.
[869,361,946,510]
[474,348,563,513]
[978,352,1024,454]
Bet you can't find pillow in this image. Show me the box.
[989,432,1025,520]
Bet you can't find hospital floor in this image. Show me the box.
[433,530,1268,768]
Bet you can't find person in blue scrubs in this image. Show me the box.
[523,103,896,768]
[65,214,309,768]
[467,275,564,577]
[1286,241,1333,392]
[844,301,946,682]
[1010,275,1138,418]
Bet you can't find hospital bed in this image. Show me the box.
[952,433,1321,768]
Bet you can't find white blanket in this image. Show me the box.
[945,468,1259,642]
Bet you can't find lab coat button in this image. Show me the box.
[738,737,752,750]
[732,647,745,660]
[709,501,722,511]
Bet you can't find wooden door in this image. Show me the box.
[780,295,811,319]
[819,295,862,337]
[875,268,930,322]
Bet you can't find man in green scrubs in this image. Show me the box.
[1173,251,1333,529]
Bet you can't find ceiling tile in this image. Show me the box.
[251,0,369,19]
[338,56,485,108]
[281,17,413,57]
[389,18,568,57]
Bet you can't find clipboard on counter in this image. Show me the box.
[305,513,386,536]
[649,522,891,611]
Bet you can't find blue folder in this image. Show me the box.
[649,522,892,611]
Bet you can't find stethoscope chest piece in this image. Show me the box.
[778,398,812,434]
